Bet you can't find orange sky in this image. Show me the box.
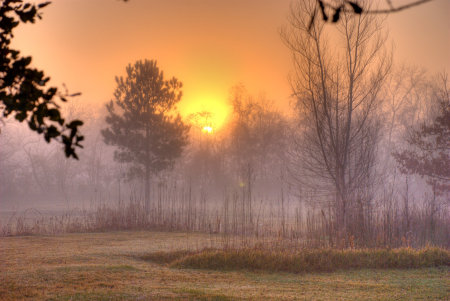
[13,0,450,129]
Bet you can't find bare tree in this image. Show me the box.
[228,86,287,192]
[225,86,288,233]
[283,1,391,244]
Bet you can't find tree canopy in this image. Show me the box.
[0,0,83,159]
[101,60,189,206]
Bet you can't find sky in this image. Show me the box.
[13,0,450,129]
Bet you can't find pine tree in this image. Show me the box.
[101,60,189,209]
[394,77,449,196]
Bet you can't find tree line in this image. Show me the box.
[1,0,448,247]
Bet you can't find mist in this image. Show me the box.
[1,1,449,299]
[1,66,448,246]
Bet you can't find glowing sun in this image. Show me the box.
[202,126,213,134]
[180,94,231,130]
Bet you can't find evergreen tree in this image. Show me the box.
[101,60,189,209]
[394,77,449,196]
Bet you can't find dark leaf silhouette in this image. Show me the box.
[318,0,328,21]
[346,1,363,14]
[332,6,342,22]
[0,0,83,159]
[312,0,434,27]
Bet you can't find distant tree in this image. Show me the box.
[0,0,83,159]
[394,75,450,196]
[101,60,189,210]
[227,86,287,229]
[228,85,287,182]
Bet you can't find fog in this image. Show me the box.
[1,0,448,249]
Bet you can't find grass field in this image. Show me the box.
[0,231,448,300]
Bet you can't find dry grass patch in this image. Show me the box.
[139,247,450,273]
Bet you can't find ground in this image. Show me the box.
[0,231,448,300]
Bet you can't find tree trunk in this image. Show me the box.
[145,164,150,214]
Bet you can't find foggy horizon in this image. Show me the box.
[1,1,449,299]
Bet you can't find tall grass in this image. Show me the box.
[139,247,450,273]
[1,185,448,249]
